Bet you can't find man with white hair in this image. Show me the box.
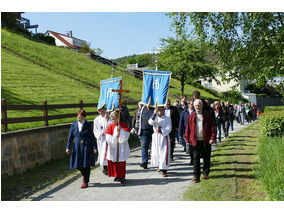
[185,99,216,183]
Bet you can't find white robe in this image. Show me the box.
[148,114,172,170]
[105,126,130,162]
[93,115,112,166]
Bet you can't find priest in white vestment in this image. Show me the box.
[93,107,112,175]
[148,106,172,177]
[105,111,130,185]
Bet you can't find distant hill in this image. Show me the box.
[1,29,218,131]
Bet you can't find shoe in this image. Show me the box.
[162,172,168,177]
[81,182,88,188]
[140,162,148,169]
[157,168,161,172]
[203,175,209,179]
[114,177,119,182]
[120,178,127,186]
[171,157,174,161]
[192,177,200,183]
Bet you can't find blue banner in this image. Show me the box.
[98,77,122,111]
[142,70,172,107]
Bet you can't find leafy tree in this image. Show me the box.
[168,12,284,87]
[93,47,104,56]
[1,12,17,29]
[159,34,217,94]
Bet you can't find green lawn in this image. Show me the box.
[183,122,268,201]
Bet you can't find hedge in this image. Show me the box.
[259,108,284,137]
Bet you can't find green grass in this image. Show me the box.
[1,28,218,131]
[256,135,284,200]
[1,134,140,201]
[183,122,268,201]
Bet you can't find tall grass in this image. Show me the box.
[256,135,284,200]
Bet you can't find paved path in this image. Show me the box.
[26,121,254,201]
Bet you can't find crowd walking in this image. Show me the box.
[66,90,259,188]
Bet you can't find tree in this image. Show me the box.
[168,12,284,87]
[93,47,104,56]
[159,34,217,94]
[1,12,17,29]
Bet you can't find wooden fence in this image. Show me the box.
[1,99,138,132]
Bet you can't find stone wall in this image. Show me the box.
[1,123,73,177]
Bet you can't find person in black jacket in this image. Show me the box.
[165,98,180,161]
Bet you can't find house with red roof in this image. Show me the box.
[45,30,87,50]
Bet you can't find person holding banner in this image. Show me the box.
[165,98,180,161]
[148,106,172,177]
[93,106,112,175]
[66,110,97,188]
[105,111,130,186]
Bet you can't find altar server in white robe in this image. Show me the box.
[105,111,130,186]
[93,107,112,175]
[148,106,172,177]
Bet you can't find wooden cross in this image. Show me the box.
[112,79,129,166]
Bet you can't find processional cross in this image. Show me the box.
[112,79,129,166]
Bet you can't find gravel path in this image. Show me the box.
[26,121,253,201]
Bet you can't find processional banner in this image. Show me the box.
[142,70,172,107]
[98,76,122,111]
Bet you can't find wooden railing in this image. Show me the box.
[1,99,137,132]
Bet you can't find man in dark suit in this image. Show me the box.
[165,98,180,161]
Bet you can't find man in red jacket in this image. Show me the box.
[185,99,216,183]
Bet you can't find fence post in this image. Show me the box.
[1,99,8,132]
[43,100,48,126]
[79,100,83,110]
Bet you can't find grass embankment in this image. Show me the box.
[257,106,284,200]
[1,29,218,131]
[184,122,268,201]
[1,134,140,201]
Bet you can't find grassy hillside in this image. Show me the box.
[1,28,218,131]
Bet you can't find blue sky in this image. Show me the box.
[24,12,176,59]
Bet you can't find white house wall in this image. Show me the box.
[201,75,246,93]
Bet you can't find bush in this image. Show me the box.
[188,81,220,98]
[221,89,246,104]
[34,33,55,45]
[259,109,284,137]
[264,106,284,112]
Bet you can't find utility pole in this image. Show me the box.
[155,58,158,71]
[111,66,114,78]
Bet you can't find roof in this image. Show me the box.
[46,30,86,49]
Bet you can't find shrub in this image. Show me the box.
[264,106,284,112]
[259,109,284,137]
[221,89,247,104]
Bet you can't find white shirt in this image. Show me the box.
[165,108,171,118]
[78,120,85,132]
[196,113,204,140]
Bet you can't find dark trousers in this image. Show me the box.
[170,131,176,159]
[78,167,90,183]
[138,129,152,163]
[192,141,211,178]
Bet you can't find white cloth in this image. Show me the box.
[93,115,112,166]
[78,120,85,132]
[105,126,130,162]
[165,108,171,118]
[148,114,172,170]
[196,113,204,140]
